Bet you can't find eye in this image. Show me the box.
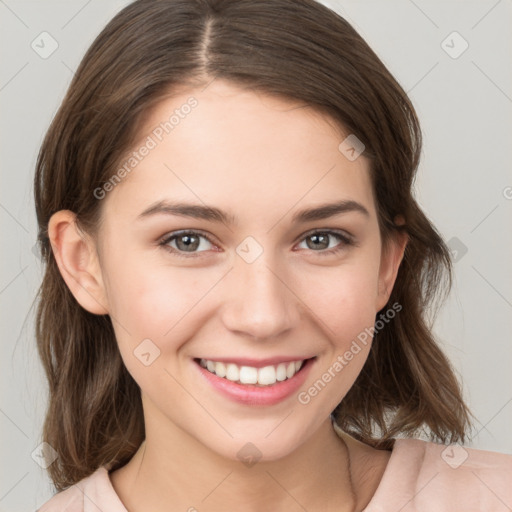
[295,230,354,256]
[158,228,355,259]
[158,230,216,258]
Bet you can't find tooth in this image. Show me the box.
[286,361,296,378]
[258,365,277,385]
[276,363,287,381]
[239,366,258,384]
[201,358,306,386]
[214,361,226,378]
[225,363,240,382]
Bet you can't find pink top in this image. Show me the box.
[37,435,512,511]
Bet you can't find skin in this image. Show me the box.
[49,79,407,512]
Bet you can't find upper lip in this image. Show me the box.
[195,356,315,368]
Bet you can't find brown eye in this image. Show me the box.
[174,233,200,252]
[297,230,354,255]
[305,233,331,250]
[159,230,215,256]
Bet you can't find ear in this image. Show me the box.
[48,210,109,315]
[375,216,408,312]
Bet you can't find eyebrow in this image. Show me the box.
[137,199,370,225]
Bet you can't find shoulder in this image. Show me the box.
[365,437,512,512]
[37,466,127,512]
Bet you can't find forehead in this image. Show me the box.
[104,80,375,223]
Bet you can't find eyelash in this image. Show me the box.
[158,229,355,259]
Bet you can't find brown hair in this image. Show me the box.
[34,0,473,491]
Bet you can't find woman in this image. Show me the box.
[34,1,511,510]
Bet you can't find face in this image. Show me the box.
[58,79,404,462]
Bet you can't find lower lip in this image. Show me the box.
[193,357,315,406]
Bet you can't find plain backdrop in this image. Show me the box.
[1,1,511,510]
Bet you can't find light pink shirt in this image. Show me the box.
[38,435,512,511]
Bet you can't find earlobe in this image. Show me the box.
[376,225,408,312]
[48,210,109,315]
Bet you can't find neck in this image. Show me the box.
[110,412,357,512]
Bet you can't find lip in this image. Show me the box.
[193,356,316,406]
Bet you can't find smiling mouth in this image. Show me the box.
[193,357,314,387]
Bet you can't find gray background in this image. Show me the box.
[1,0,511,510]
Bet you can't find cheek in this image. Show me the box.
[293,257,381,344]
[103,261,198,388]
[293,263,380,410]
[103,253,219,351]
[103,242,181,317]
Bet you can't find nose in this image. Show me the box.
[220,252,301,341]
